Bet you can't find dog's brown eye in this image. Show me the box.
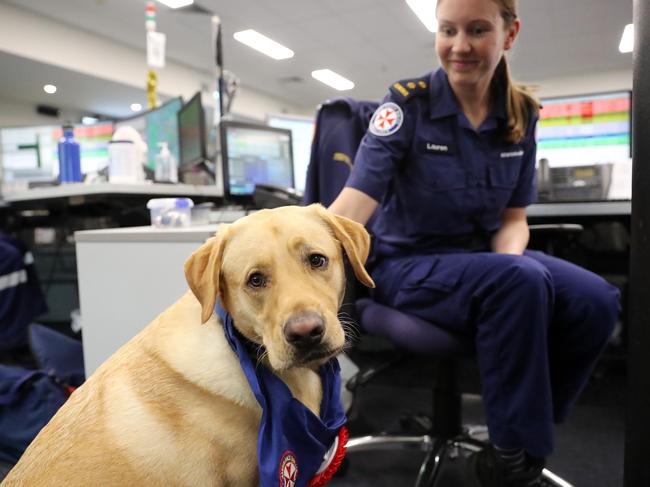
[247,273,266,288]
[309,254,328,268]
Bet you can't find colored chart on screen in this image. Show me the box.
[537,92,631,168]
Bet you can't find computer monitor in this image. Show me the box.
[220,121,294,198]
[537,91,631,168]
[178,92,207,168]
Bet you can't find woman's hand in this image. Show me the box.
[491,207,530,255]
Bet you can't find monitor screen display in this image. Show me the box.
[0,122,113,180]
[178,92,206,167]
[221,122,294,196]
[145,97,182,170]
[267,115,314,192]
[537,91,631,168]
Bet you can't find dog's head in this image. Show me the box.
[184,204,375,371]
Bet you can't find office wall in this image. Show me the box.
[230,87,314,121]
[531,69,632,99]
[0,97,84,128]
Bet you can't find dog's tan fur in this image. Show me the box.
[1,204,374,487]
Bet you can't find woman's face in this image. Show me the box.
[436,0,519,92]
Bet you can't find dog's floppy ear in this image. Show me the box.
[312,204,375,288]
[184,225,230,323]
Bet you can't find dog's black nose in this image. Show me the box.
[284,312,325,349]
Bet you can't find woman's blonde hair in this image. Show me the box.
[491,0,540,143]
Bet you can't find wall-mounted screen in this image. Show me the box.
[537,91,631,168]
[267,114,314,193]
[536,91,632,201]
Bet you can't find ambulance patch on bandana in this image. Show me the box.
[369,102,403,137]
[280,451,298,487]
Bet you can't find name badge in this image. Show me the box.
[423,142,455,155]
[500,150,524,158]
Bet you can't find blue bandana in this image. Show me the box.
[215,302,347,487]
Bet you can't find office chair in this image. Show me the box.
[304,98,575,486]
[303,98,378,208]
[345,298,577,487]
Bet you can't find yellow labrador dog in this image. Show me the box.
[1,204,374,487]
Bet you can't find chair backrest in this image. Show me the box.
[28,323,85,387]
[0,234,48,352]
[303,98,378,207]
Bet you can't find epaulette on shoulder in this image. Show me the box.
[389,76,429,102]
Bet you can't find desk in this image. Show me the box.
[527,201,631,218]
[1,183,224,324]
[4,186,630,215]
[3,182,222,208]
[75,225,217,374]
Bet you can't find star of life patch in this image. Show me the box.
[369,102,404,137]
[279,451,298,487]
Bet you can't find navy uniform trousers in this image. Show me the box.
[370,249,620,458]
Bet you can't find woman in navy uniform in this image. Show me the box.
[329,0,620,485]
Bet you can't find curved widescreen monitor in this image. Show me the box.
[114,97,183,171]
[220,121,294,198]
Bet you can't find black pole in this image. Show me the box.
[625,2,650,485]
[214,16,224,119]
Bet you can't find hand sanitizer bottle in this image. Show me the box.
[154,142,178,183]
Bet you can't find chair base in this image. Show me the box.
[346,433,575,487]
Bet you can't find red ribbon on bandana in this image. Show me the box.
[307,426,349,487]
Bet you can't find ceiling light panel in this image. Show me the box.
[233,29,294,60]
[311,69,354,91]
[405,0,438,33]
[619,23,633,53]
[155,0,194,9]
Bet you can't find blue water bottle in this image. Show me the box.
[57,123,82,183]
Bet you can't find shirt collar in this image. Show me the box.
[428,69,461,120]
[428,68,508,131]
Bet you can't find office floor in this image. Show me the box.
[330,348,625,487]
[0,346,625,487]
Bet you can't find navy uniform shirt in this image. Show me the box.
[346,68,538,255]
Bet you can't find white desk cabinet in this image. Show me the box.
[75,225,217,375]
